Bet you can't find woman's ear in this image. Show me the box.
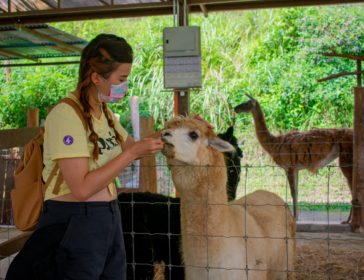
[91,72,103,86]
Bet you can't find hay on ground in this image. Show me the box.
[295,232,364,280]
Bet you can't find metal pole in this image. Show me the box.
[173,0,190,116]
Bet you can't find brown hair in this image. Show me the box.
[77,34,133,160]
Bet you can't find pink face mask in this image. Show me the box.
[98,81,128,103]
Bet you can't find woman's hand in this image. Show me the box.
[126,137,164,159]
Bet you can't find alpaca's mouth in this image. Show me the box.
[162,141,174,147]
[161,142,175,158]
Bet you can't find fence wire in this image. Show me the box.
[0,149,363,280]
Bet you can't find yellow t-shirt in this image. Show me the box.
[42,94,128,200]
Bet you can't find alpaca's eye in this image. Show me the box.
[189,131,199,141]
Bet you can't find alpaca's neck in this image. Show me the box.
[175,153,230,270]
[171,152,228,204]
[180,199,209,266]
[251,102,277,151]
[180,194,231,271]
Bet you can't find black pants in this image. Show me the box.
[6,200,126,280]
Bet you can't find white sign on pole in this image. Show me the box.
[163,26,202,89]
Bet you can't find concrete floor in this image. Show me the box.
[0,227,19,280]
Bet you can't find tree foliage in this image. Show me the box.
[0,4,363,132]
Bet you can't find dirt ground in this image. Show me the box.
[1,229,364,280]
[296,232,364,280]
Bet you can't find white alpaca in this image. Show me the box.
[161,116,295,280]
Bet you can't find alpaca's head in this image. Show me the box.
[161,116,235,166]
[234,94,257,113]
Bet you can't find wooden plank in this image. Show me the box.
[16,24,82,53]
[139,117,157,193]
[357,87,364,231]
[0,231,32,259]
[0,127,41,149]
[0,48,39,62]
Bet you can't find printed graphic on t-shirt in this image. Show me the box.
[98,131,118,155]
[63,135,74,145]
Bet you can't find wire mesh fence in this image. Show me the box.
[0,149,363,279]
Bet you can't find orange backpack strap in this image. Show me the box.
[44,164,59,190]
[46,97,88,195]
[58,97,87,130]
[52,172,64,195]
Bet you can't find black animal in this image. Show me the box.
[119,192,182,280]
[118,125,243,280]
[218,125,243,201]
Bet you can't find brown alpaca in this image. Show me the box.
[234,94,353,220]
[161,116,295,280]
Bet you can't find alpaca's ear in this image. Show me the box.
[208,137,236,153]
[226,126,234,139]
[219,126,234,141]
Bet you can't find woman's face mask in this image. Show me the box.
[98,80,128,103]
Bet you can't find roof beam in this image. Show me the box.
[0,0,363,24]
[0,2,171,24]
[38,0,58,9]
[16,24,82,53]
[98,0,111,5]
[0,60,80,68]
[188,0,364,11]
[19,1,38,12]
[199,4,208,17]
[0,48,39,62]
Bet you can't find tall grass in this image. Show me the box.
[2,6,363,130]
[0,8,356,213]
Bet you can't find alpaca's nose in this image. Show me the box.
[161,130,172,138]
[161,130,173,144]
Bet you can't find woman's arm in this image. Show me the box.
[57,137,163,201]
[122,135,135,151]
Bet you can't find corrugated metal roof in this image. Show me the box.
[0,0,363,64]
[0,23,87,62]
[1,0,364,25]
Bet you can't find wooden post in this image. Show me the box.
[173,89,189,198]
[318,54,364,231]
[26,108,39,128]
[174,89,190,116]
[139,116,157,193]
[352,87,364,232]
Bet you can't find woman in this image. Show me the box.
[6,34,163,280]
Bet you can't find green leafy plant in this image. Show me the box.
[1,5,363,132]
